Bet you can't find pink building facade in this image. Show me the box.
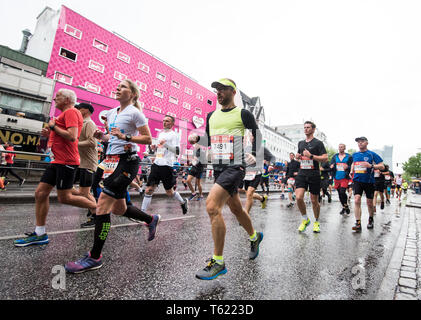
[42,6,215,157]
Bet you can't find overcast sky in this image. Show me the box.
[1,0,420,170]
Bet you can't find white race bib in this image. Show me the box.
[244,171,257,181]
[354,162,367,174]
[300,157,314,170]
[211,135,234,160]
[99,155,120,179]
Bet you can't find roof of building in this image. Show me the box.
[0,45,48,75]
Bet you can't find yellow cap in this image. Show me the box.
[211,78,236,90]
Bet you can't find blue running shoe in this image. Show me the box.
[195,259,227,280]
[249,232,264,260]
[188,193,197,201]
[14,232,49,247]
[65,252,103,274]
[148,214,161,241]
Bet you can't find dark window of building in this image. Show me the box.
[59,48,77,62]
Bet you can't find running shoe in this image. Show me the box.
[380,202,385,210]
[195,259,227,280]
[147,214,161,241]
[195,196,204,201]
[249,232,264,260]
[181,199,189,215]
[80,217,95,228]
[19,178,26,187]
[339,208,345,215]
[313,221,320,233]
[328,195,332,203]
[14,232,49,247]
[261,195,268,209]
[345,207,351,215]
[367,218,374,229]
[352,222,362,232]
[287,203,294,208]
[188,193,197,201]
[64,252,103,274]
[298,218,311,232]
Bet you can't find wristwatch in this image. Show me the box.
[125,134,132,142]
[49,124,55,131]
[310,155,314,160]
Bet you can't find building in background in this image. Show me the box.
[0,45,54,159]
[372,145,394,170]
[238,91,295,163]
[23,5,216,157]
[274,123,328,146]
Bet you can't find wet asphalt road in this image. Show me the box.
[0,193,406,300]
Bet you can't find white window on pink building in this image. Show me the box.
[167,112,177,118]
[153,89,164,98]
[114,71,127,81]
[138,62,150,73]
[194,107,202,115]
[181,117,189,122]
[64,24,82,40]
[169,96,178,105]
[117,51,130,64]
[196,93,203,101]
[185,87,193,95]
[89,60,105,73]
[151,106,161,113]
[182,102,191,110]
[171,80,180,89]
[59,48,77,62]
[156,72,166,82]
[85,82,101,94]
[54,71,73,85]
[138,101,145,109]
[93,39,108,53]
[136,80,147,92]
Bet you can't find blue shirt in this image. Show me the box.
[334,153,351,180]
[352,150,383,183]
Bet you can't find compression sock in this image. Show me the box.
[141,194,152,211]
[90,214,111,259]
[123,205,153,224]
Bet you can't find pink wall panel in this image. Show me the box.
[47,5,216,142]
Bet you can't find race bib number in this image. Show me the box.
[287,178,295,185]
[336,163,346,171]
[211,135,234,160]
[374,171,380,178]
[156,146,166,158]
[354,162,367,174]
[300,157,314,170]
[385,175,391,180]
[99,155,120,179]
[244,171,257,181]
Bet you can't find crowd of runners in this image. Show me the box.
[10,78,409,280]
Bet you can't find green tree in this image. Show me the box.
[403,153,421,178]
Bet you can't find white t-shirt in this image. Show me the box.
[154,129,179,167]
[106,105,148,155]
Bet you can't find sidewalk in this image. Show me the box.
[377,192,421,300]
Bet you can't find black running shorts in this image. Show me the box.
[40,163,78,190]
[353,181,375,199]
[103,153,140,199]
[78,168,95,188]
[147,163,176,190]
[374,181,385,192]
[188,165,203,179]
[214,165,245,196]
[295,174,321,195]
[244,174,262,190]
